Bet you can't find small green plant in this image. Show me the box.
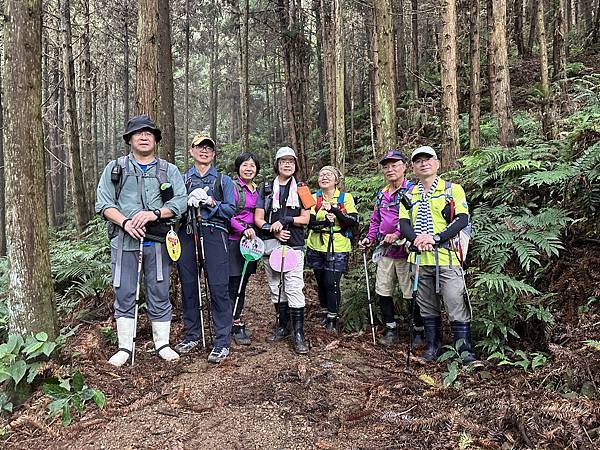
[438,339,473,387]
[583,340,600,351]
[100,326,118,345]
[487,349,548,372]
[0,333,58,386]
[43,370,106,426]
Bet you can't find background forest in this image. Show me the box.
[0,0,599,447]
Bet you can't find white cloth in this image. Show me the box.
[187,186,209,207]
[272,177,300,210]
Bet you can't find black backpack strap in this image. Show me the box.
[213,172,224,202]
[156,157,169,185]
[114,155,130,201]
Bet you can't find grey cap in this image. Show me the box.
[411,146,437,162]
[275,146,298,161]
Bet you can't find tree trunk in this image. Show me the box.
[278,0,311,177]
[395,0,408,93]
[314,0,327,134]
[3,0,57,337]
[527,0,539,56]
[334,0,346,171]
[491,0,515,146]
[487,0,497,114]
[0,62,5,256]
[184,0,190,165]
[553,0,568,95]
[411,0,420,98]
[538,0,558,138]
[123,1,130,128]
[239,0,250,153]
[61,0,90,232]
[589,0,600,46]
[209,0,219,141]
[81,0,95,217]
[54,45,66,224]
[439,0,460,168]
[372,0,398,153]
[136,0,159,122]
[469,0,482,149]
[157,0,175,162]
[514,0,525,56]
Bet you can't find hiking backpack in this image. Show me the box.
[405,181,472,264]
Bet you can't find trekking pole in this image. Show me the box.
[190,208,207,349]
[131,237,144,367]
[232,259,249,320]
[328,222,341,333]
[198,219,214,346]
[362,251,377,345]
[276,233,288,328]
[406,251,421,372]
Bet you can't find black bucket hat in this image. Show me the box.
[122,115,162,144]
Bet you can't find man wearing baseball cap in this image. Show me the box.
[398,146,478,365]
[358,149,425,346]
[175,133,237,363]
[95,114,187,366]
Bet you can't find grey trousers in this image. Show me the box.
[111,243,172,321]
[414,265,471,323]
[263,251,306,308]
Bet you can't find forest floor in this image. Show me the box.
[2,249,600,449]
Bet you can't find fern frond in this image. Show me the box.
[474,272,541,296]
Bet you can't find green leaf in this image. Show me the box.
[6,335,23,354]
[71,395,83,411]
[0,371,12,383]
[9,360,27,385]
[47,397,69,415]
[81,388,95,402]
[35,332,48,342]
[23,341,44,357]
[42,341,57,357]
[93,390,106,409]
[59,377,71,391]
[71,371,85,393]
[437,350,456,363]
[62,403,72,426]
[26,361,45,384]
[43,382,70,398]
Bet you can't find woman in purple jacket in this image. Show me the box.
[228,152,261,345]
[358,149,424,346]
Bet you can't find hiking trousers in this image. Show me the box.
[111,243,172,321]
[263,249,305,308]
[178,224,232,348]
[414,265,470,323]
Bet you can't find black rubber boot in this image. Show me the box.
[411,326,425,347]
[325,316,338,334]
[379,326,400,346]
[290,307,309,354]
[406,298,425,346]
[232,323,251,345]
[267,302,291,342]
[422,316,442,361]
[450,321,479,365]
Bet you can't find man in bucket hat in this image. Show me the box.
[358,149,425,346]
[95,115,187,366]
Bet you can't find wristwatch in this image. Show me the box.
[153,209,161,219]
[433,234,441,245]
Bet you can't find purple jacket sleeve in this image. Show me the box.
[366,204,381,242]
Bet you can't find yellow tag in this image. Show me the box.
[166,229,181,261]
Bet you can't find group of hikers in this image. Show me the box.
[96,114,477,366]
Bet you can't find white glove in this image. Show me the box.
[187,186,209,207]
[200,196,215,207]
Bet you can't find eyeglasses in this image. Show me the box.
[193,144,214,152]
[318,172,335,179]
[413,157,437,165]
[279,159,295,166]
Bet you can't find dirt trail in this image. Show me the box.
[3,272,599,449]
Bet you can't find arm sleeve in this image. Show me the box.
[95,162,118,216]
[330,207,359,228]
[366,204,381,241]
[437,213,469,243]
[398,218,417,242]
[206,174,236,220]
[308,214,329,230]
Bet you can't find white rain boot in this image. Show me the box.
[108,317,135,367]
[152,321,179,362]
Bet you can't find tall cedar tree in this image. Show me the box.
[3,0,58,337]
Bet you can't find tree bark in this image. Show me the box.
[439,0,460,168]
[395,0,408,93]
[314,0,327,134]
[514,0,525,56]
[487,0,497,114]
[239,0,250,153]
[527,0,539,56]
[553,0,568,95]
[491,0,515,146]
[278,0,311,177]
[3,0,57,337]
[372,0,398,153]
[123,1,130,128]
[61,0,91,232]
[538,0,558,139]
[209,0,220,141]
[0,61,5,256]
[136,0,160,123]
[82,0,95,217]
[184,0,190,166]
[334,0,346,171]
[157,0,175,162]
[411,0,420,98]
[469,0,482,150]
